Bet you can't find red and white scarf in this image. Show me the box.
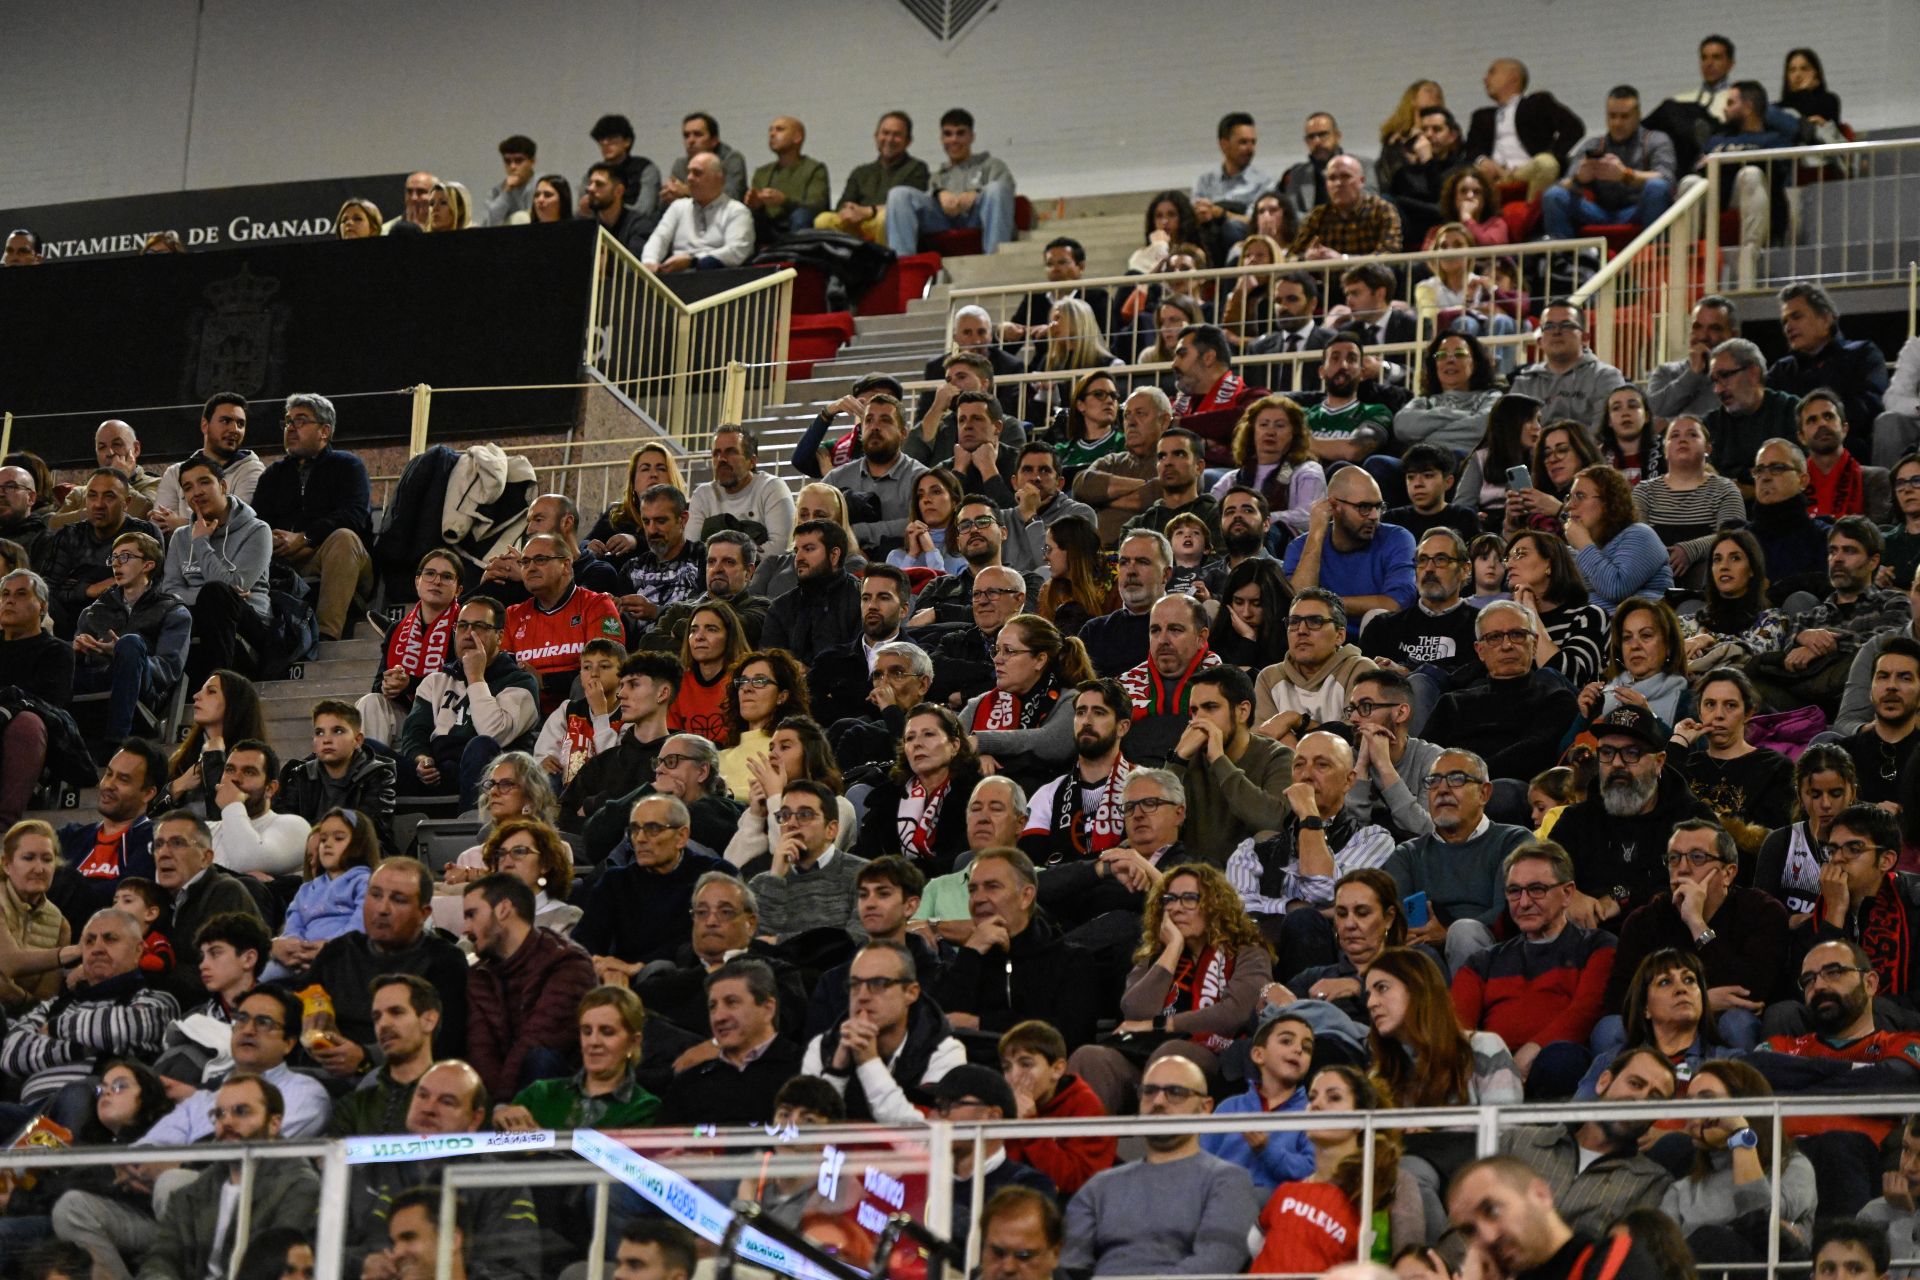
[896,775,951,860]
[970,668,1064,733]
[1173,370,1246,417]
[385,604,456,678]
[1162,944,1238,1053]
[1119,646,1223,719]
[1048,755,1138,860]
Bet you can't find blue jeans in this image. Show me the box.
[1449,310,1520,373]
[886,180,1016,256]
[72,632,167,741]
[1541,178,1674,240]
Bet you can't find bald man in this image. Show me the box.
[1293,154,1403,259]
[49,421,159,529]
[0,465,47,559]
[1282,468,1417,635]
[1463,57,1587,202]
[642,151,754,272]
[1061,1055,1259,1276]
[746,116,830,240]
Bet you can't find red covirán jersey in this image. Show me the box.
[504,586,623,713]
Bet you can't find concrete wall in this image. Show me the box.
[4,0,1917,212]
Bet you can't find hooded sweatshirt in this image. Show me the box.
[1253,644,1377,724]
[158,497,272,619]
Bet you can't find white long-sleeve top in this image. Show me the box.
[723,795,858,868]
[641,195,754,267]
[687,472,797,555]
[800,1028,968,1126]
[211,803,312,876]
[532,701,619,772]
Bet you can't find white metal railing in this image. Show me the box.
[1570,179,1710,382]
[936,239,1606,425]
[586,226,795,454]
[1701,135,1920,294]
[11,1095,1914,1280]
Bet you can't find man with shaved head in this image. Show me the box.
[1292,154,1402,260]
[746,115,830,241]
[1227,729,1395,969]
[49,420,159,529]
[1283,467,1417,636]
[642,151,754,272]
[1061,1055,1259,1277]
[0,463,47,559]
[1463,57,1587,202]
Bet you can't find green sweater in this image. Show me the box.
[514,1070,661,1130]
[750,156,830,214]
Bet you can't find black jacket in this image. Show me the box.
[273,747,400,856]
[33,515,160,633]
[74,584,192,692]
[657,1034,804,1128]
[250,446,373,545]
[636,938,808,1040]
[305,927,469,1060]
[1554,764,1719,916]
[559,728,663,827]
[928,909,1099,1048]
[760,568,861,660]
[162,865,267,1004]
[1077,606,1152,678]
[814,996,955,1121]
[1767,333,1891,448]
[853,762,983,876]
[806,932,945,1037]
[1466,93,1587,167]
[573,847,732,965]
[640,589,771,652]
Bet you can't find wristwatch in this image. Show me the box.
[1727,1127,1759,1150]
[1298,816,1327,830]
[1693,927,1717,949]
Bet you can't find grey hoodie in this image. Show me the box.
[158,497,272,618]
[1508,349,1628,430]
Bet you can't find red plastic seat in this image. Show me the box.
[857,251,942,316]
[900,566,943,593]
[1583,224,1641,254]
[786,312,856,380]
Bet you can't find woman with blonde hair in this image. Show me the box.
[0,820,73,1012]
[428,180,473,232]
[1209,394,1325,536]
[335,198,381,240]
[749,481,864,597]
[960,613,1097,791]
[1067,862,1274,1111]
[587,442,688,565]
[494,985,662,1130]
[1220,234,1287,348]
[1414,222,1518,369]
[1381,80,1446,150]
[1027,298,1122,421]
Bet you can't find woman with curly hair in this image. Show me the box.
[470,817,580,936]
[1564,464,1674,613]
[1036,516,1117,637]
[716,649,810,799]
[1437,168,1509,247]
[588,443,689,566]
[1209,394,1325,537]
[1250,1063,1422,1269]
[888,468,967,574]
[1129,190,1203,275]
[671,600,750,741]
[1396,331,1503,455]
[853,703,981,873]
[1067,862,1274,1112]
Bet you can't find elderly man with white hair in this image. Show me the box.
[1424,599,1581,786]
[1075,387,1173,544]
[919,303,1026,423]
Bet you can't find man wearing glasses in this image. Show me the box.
[912,498,1041,630]
[1782,804,1920,1026]
[503,530,626,716]
[40,469,158,638]
[71,530,191,745]
[1595,819,1789,1058]
[1552,704,1718,927]
[1454,841,1616,1098]
[248,392,373,644]
[149,810,264,1004]
[393,597,541,806]
[1383,748,1530,970]
[135,985,330,1145]
[800,939,964,1124]
[576,794,732,983]
[1360,528,1481,681]
[1425,600,1580,784]
[1283,466,1417,637]
[1508,300,1626,429]
[1342,669,1448,838]
[1704,338,1799,491]
[0,462,48,560]
[749,780,867,944]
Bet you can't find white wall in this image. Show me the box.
[5,0,1918,214]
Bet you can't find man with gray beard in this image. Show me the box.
[1548,704,1718,928]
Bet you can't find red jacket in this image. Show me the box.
[1173,372,1267,467]
[466,926,598,1100]
[1452,922,1614,1051]
[1004,1073,1117,1195]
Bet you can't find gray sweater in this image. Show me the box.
[1383,819,1534,928]
[749,849,870,943]
[963,688,1080,777]
[1062,1150,1260,1277]
[1659,1149,1817,1241]
[1346,736,1446,835]
[1858,1197,1920,1278]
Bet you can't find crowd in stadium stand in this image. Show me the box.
[11,29,1920,1280]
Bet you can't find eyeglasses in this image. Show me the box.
[106,552,146,566]
[1708,367,1749,384]
[1082,389,1119,402]
[1423,770,1488,790]
[654,753,698,771]
[1539,320,1583,333]
[231,1011,285,1032]
[847,975,912,994]
[1434,347,1473,360]
[281,416,323,429]
[1161,891,1203,908]
[1797,962,1870,992]
[520,554,567,567]
[1595,744,1651,764]
[773,807,823,824]
[96,1078,138,1097]
[1895,476,1920,492]
[1476,628,1534,646]
[153,835,201,851]
[0,482,32,495]
[1504,881,1568,901]
[627,822,686,840]
[1139,1083,1203,1101]
[692,904,743,921]
[870,666,916,683]
[1287,614,1335,631]
[1541,443,1576,459]
[417,569,459,583]
[1663,850,1733,869]
[955,516,999,532]
[972,588,1023,603]
[734,674,778,690]
[1414,554,1463,568]
[1333,498,1385,515]
[993,645,1036,659]
[477,778,520,793]
[495,844,540,860]
[1751,462,1798,477]
[1121,797,1176,816]
[453,621,498,634]
[1344,698,1404,718]
[1820,840,1882,862]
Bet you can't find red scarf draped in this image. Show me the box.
[1048,755,1137,859]
[1162,944,1237,1052]
[1120,646,1223,718]
[386,604,456,677]
[1861,876,1913,997]
[970,669,1064,733]
[1807,451,1866,518]
[897,775,950,860]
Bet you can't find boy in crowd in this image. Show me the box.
[998,1020,1116,1195]
[112,876,174,976]
[1386,443,1480,540]
[1200,1011,1316,1190]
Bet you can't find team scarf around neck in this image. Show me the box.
[388,603,457,679]
[1779,823,1823,916]
[970,666,1065,733]
[1120,646,1223,717]
[897,774,951,860]
[1162,943,1237,1053]
[1050,754,1138,859]
[1860,875,1914,998]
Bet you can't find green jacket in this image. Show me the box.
[514,1070,661,1130]
[750,156,830,214]
[138,1157,320,1280]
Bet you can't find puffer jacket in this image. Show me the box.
[74,584,192,690]
[158,497,272,618]
[274,748,400,856]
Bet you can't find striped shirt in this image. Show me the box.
[1226,821,1396,913]
[1631,475,1747,568]
[0,979,179,1104]
[1539,601,1607,687]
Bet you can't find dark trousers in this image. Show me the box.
[186,582,273,685]
[397,734,503,808]
[72,632,171,741]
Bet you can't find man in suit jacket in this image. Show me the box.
[1464,57,1586,201]
[1326,263,1417,385]
[1249,270,1336,393]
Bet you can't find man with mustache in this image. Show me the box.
[808,563,916,725]
[910,496,1043,629]
[1554,704,1719,926]
[1383,747,1529,968]
[1200,487,1282,600]
[1594,820,1789,1059]
[1840,639,1920,809]
[1799,389,1870,518]
[1705,339,1800,492]
[616,484,704,633]
[1360,528,1482,682]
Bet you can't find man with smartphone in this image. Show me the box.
[1542,87,1677,241]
